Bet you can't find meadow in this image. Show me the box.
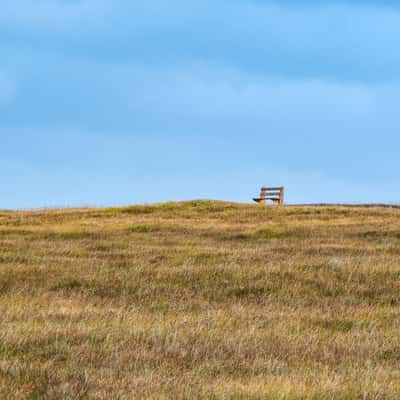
[0,201,400,399]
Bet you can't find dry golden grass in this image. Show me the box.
[1,200,400,399]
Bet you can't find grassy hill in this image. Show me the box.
[1,201,400,399]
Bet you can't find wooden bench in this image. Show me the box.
[253,187,285,206]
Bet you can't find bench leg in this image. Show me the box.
[279,188,285,206]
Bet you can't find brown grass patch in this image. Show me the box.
[1,201,400,398]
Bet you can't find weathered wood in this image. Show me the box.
[254,186,285,206]
[261,187,283,191]
[279,187,285,206]
[253,198,266,205]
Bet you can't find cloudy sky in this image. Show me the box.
[1,0,399,208]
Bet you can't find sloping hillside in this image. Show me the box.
[1,201,400,399]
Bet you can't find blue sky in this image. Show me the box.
[1,0,399,208]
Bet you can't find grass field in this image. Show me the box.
[1,200,400,399]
